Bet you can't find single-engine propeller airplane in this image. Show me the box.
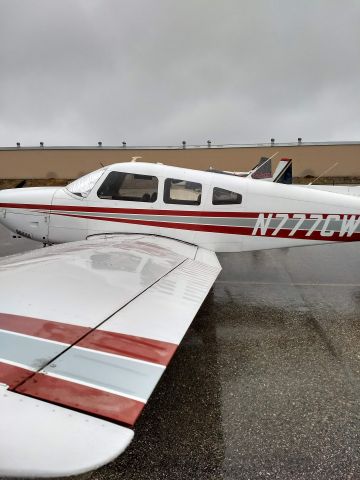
[1,161,360,478]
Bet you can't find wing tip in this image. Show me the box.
[0,390,133,478]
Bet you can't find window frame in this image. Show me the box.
[212,187,242,206]
[97,171,159,203]
[163,178,202,206]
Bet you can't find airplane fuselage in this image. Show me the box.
[1,162,360,252]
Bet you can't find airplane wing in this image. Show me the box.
[0,234,221,478]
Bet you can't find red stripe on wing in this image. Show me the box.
[0,361,34,389]
[0,313,175,366]
[0,312,90,344]
[78,330,176,366]
[15,373,144,426]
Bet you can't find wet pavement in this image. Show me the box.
[1,224,360,479]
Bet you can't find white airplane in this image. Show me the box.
[0,161,360,478]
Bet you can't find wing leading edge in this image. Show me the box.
[0,234,221,477]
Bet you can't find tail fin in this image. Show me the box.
[271,158,293,184]
[251,157,272,179]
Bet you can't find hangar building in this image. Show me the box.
[0,141,359,180]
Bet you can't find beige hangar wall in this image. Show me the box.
[0,142,359,179]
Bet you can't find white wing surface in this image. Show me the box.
[0,234,221,478]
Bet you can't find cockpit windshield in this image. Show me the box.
[66,168,106,198]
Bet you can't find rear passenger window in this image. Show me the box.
[212,187,242,205]
[97,171,158,202]
[164,178,202,205]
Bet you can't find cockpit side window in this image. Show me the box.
[97,171,158,202]
[163,178,202,205]
[212,187,242,205]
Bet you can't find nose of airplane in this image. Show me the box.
[0,186,58,206]
[0,186,59,243]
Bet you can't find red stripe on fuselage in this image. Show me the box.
[2,201,357,219]
[15,373,144,426]
[1,202,250,217]
[53,212,360,242]
[2,202,360,241]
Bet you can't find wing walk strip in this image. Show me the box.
[0,255,221,426]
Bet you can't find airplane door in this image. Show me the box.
[87,170,159,237]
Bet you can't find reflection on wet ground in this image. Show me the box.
[217,248,360,479]
[1,224,360,479]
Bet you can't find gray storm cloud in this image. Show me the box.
[0,0,359,146]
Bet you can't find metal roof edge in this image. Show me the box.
[0,141,360,151]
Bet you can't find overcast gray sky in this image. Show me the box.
[0,0,359,147]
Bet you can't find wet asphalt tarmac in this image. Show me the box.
[1,224,360,480]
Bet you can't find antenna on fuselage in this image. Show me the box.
[131,156,142,162]
[308,162,339,185]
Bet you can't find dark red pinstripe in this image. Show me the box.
[1,202,358,219]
